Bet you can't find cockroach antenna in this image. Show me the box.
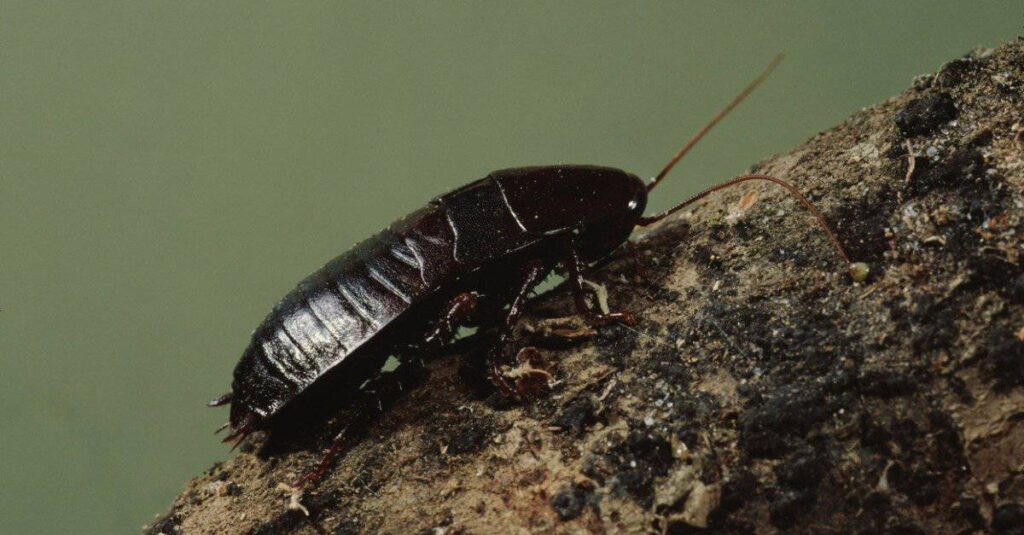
[647,54,784,192]
[638,54,855,269]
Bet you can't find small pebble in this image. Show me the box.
[849,262,870,283]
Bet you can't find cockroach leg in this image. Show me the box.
[566,237,637,326]
[423,291,478,351]
[294,352,428,489]
[294,426,351,490]
[486,260,550,398]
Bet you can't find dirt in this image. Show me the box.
[147,40,1024,534]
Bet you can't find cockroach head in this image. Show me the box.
[573,169,648,262]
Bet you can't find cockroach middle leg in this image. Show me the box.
[423,291,478,351]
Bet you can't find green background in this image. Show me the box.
[1,2,1019,532]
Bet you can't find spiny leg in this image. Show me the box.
[566,236,637,326]
[294,425,352,490]
[301,292,484,486]
[423,291,478,352]
[487,259,551,398]
[293,353,425,490]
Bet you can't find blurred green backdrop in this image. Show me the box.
[1,2,1019,532]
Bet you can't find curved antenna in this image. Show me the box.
[647,54,784,192]
[637,174,851,264]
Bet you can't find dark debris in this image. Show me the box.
[895,91,957,138]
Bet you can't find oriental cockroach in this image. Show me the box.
[210,55,854,487]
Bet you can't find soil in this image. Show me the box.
[147,40,1024,534]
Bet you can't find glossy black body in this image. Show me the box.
[225,165,647,429]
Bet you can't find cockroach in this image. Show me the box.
[209,55,853,486]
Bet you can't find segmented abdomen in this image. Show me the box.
[231,204,456,419]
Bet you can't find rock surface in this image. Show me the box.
[148,40,1024,534]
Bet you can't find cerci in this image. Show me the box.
[209,56,852,487]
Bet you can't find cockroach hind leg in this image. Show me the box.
[293,366,411,488]
[293,426,351,490]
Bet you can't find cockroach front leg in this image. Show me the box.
[486,260,554,399]
[566,236,637,326]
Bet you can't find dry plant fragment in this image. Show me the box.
[904,139,917,183]
[849,262,870,283]
[275,483,309,516]
[727,190,759,221]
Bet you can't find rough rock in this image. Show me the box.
[147,40,1024,534]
